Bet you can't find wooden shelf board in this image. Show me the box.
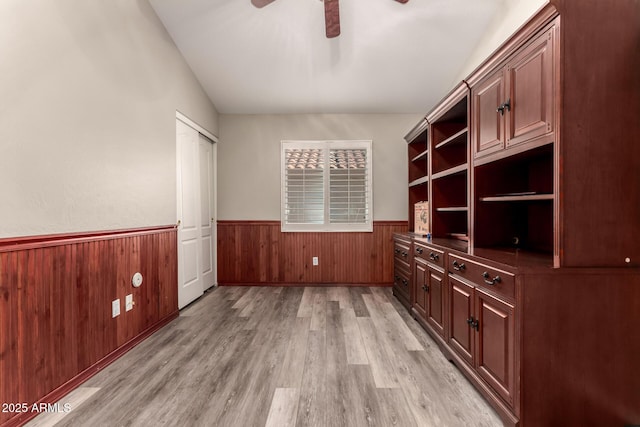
[473,246,553,269]
[480,193,554,202]
[447,233,469,241]
[434,127,468,149]
[431,163,468,180]
[411,149,429,162]
[408,176,429,187]
[435,207,468,212]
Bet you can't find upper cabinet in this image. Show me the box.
[470,21,558,164]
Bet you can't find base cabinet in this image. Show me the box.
[448,274,516,407]
[412,242,446,338]
[392,235,412,309]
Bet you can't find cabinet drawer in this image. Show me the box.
[448,254,514,299]
[414,243,444,269]
[394,241,411,263]
[394,257,410,274]
[393,267,411,294]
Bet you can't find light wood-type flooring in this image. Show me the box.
[28,286,501,427]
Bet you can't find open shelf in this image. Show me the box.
[436,207,468,212]
[434,127,468,149]
[431,163,468,180]
[411,149,429,162]
[409,176,429,187]
[480,193,554,202]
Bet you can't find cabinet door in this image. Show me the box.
[448,275,474,366]
[506,25,556,148]
[413,258,428,319]
[475,289,516,407]
[426,266,445,337]
[472,68,505,158]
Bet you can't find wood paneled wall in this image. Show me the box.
[0,227,178,427]
[217,221,408,285]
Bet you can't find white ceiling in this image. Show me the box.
[149,0,506,114]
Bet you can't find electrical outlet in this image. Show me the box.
[125,294,133,312]
[112,299,120,318]
[312,256,319,266]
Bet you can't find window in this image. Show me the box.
[281,140,373,232]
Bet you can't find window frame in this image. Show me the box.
[281,140,373,232]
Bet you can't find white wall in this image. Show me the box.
[0,0,218,238]
[218,114,423,221]
[451,0,549,85]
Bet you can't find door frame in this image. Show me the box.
[176,111,218,302]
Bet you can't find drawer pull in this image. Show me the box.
[416,247,423,254]
[394,248,400,254]
[401,251,408,258]
[402,279,409,287]
[394,275,401,281]
[429,252,439,261]
[482,272,501,286]
[452,260,465,271]
[422,285,429,292]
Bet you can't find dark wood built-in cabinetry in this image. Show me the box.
[393,1,640,425]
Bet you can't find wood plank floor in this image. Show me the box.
[27,286,501,427]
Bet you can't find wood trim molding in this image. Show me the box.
[0,225,177,253]
[465,3,558,87]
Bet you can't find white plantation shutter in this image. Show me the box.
[284,148,324,224]
[329,148,369,224]
[282,141,372,232]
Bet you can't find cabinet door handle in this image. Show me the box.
[452,260,465,271]
[416,247,423,254]
[422,285,429,292]
[482,272,501,285]
[402,279,408,287]
[429,252,439,261]
[467,317,479,331]
[497,98,511,116]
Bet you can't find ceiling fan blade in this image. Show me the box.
[251,0,276,8]
[325,0,340,38]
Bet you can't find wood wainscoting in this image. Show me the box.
[217,221,408,285]
[0,226,178,427]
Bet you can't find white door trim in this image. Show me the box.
[176,112,218,308]
[176,110,218,142]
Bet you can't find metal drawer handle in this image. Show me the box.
[452,260,465,271]
[401,251,408,258]
[416,247,423,254]
[394,248,400,254]
[429,252,439,261]
[482,272,501,286]
[422,285,429,292]
[402,279,408,287]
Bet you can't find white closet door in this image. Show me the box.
[177,119,203,308]
[199,134,215,290]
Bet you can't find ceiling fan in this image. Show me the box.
[251,0,409,38]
